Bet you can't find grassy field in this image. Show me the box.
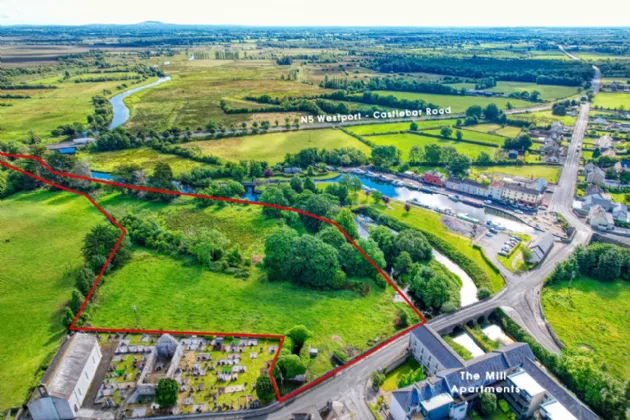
[369,133,497,160]
[542,276,630,381]
[466,123,522,137]
[125,59,326,132]
[79,147,208,175]
[181,129,371,164]
[592,92,630,110]
[359,198,504,293]
[485,82,579,101]
[371,90,531,113]
[0,74,153,144]
[0,190,104,411]
[345,119,460,135]
[424,128,507,146]
[381,357,421,392]
[471,165,561,183]
[509,110,578,127]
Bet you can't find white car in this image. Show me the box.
[515,210,524,214]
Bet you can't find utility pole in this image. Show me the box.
[132,305,138,328]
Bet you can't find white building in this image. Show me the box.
[613,202,628,223]
[540,400,578,420]
[586,167,606,186]
[28,334,102,420]
[504,369,547,418]
[589,204,614,230]
[528,232,555,264]
[501,184,542,207]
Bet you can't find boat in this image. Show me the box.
[451,195,461,202]
[457,213,480,224]
[463,198,484,208]
[420,187,434,194]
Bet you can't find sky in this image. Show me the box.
[0,0,629,26]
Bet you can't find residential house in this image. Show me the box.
[445,178,490,197]
[596,135,613,152]
[582,193,613,211]
[507,150,519,159]
[589,204,614,230]
[543,138,561,155]
[501,184,542,207]
[613,202,628,223]
[284,167,302,175]
[527,232,554,264]
[423,170,446,187]
[489,180,505,201]
[602,148,617,158]
[585,184,603,196]
[504,369,547,418]
[592,117,608,125]
[586,167,606,185]
[531,178,548,193]
[614,160,630,173]
[28,334,102,420]
[550,121,565,136]
[392,325,597,420]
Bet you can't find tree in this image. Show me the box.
[264,227,298,281]
[478,392,497,416]
[285,236,341,288]
[395,229,432,262]
[423,275,450,309]
[483,103,500,121]
[147,162,175,202]
[409,122,419,131]
[371,145,401,168]
[227,247,242,267]
[394,251,413,274]
[255,375,276,404]
[62,307,75,328]
[404,202,411,212]
[155,378,179,408]
[303,177,317,193]
[371,371,386,391]
[440,126,453,138]
[334,208,359,239]
[372,190,383,204]
[82,224,130,271]
[466,105,483,119]
[290,176,304,193]
[455,129,463,141]
[260,187,290,218]
[409,145,423,163]
[69,290,85,314]
[424,144,442,164]
[370,225,398,265]
[76,267,95,296]
[397,368,426,388]
[477,287,491,300]
[300,194,333,232]
[286,325,312,350]
[476,151,493,165]
[191,228,230,266]
[276,354,307,379]
[521,246,533,263]
[317,226,347,248]
[448,153,471,177]
[339,239,386,278]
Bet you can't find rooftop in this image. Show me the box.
[420,392,453,412]
[540,400,578,420]
[508,369,545,396]
[411,325,465,370]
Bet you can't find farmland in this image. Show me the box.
[181,129,371,164]
[371,90,531,113]
[0,190,104,411]
[484,81,579,101]
[345,119,459,135]
[471,165,561,183]
[423,128,507,146]
[542,276,630,381]
[509,110,578,127]
[369,133,498,160]
[465,123,522,137]
[79,147,207,175]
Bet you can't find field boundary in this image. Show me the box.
[0,152,426,404]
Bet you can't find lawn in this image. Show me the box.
[371,90,531,113]
[0,73,153,144]
[471,165,561,183]
[369,133,497,160]
[181,129,371,164]
[381,357,421,392]
[485,82,579,101]
[359,198,504,293]
[509,110,578,127]
[592,92,630,110]
[0,190,105,411]
[79,147,208,175]
[345,119,460,135]
[423,128,507,147]
[542,276,630,381]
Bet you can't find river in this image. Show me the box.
[108,77,171,129]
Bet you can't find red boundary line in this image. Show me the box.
[0,152,426,404]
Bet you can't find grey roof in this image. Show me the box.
[530,232,554,256]
[503,183,540,196]
[521,358,598,420]
[585,184,603,196]
[411,325,465,370]
[39,333,98,399]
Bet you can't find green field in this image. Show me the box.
[345,119,460,135]
[485,82,579,101]
[0,191,104,411]
[424,128,507,146]
[182,129,371,164]
[369,133,497,160]
[471,165,561,183]
[0,74,154,144]
[592,92,630,110]
[79,147,207,175]
[381,357,421,392]
[542,276,630,381]
[371,90,531,113]
[125,59,326,132]
[509,110,578,127]
[466,123,522,137]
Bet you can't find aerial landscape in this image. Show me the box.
[1,1,629,419]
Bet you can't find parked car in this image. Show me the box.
[486,232,494,237]
[484,200,492,204]
[511,236,522,242]
[498,251,508,257]
[515,210,524,214]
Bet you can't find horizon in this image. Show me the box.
[1,0,629,27]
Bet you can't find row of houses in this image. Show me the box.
[591,117,630,132]
[390,325,598,420]
[442,177,546,208]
